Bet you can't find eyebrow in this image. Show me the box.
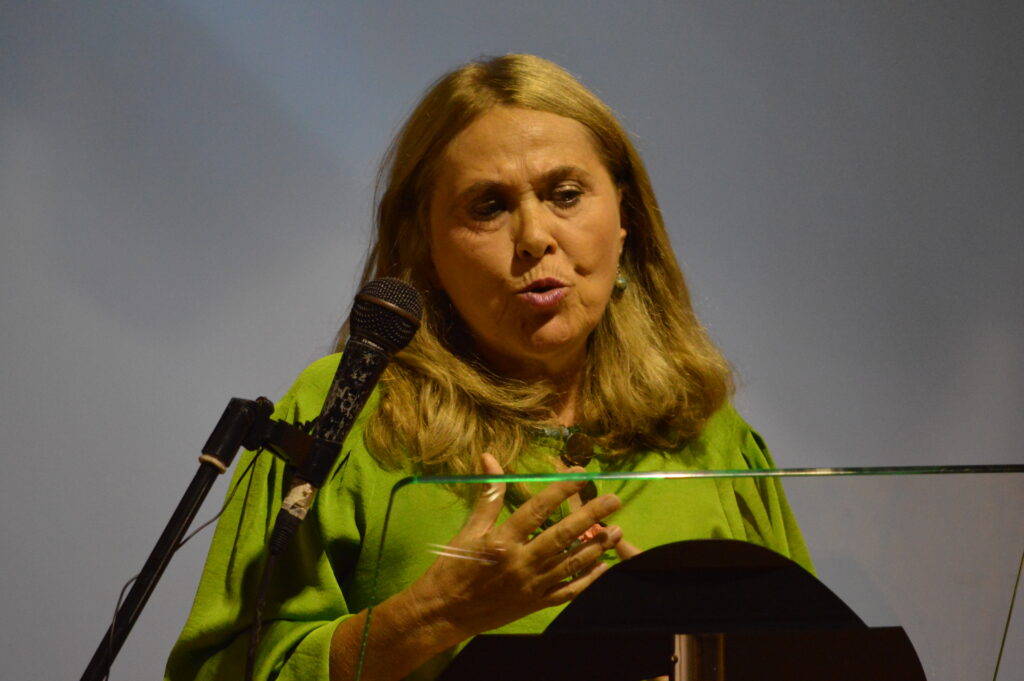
[455,165,590,201]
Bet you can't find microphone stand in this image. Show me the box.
[79,397,314,681]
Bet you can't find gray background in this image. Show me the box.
[1,2,1022,680]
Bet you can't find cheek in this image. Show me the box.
[580,212,625,273]
[429,243,457,291]
[428,222,466,291]
[430,231,504,296]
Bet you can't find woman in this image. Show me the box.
[166,54,811,681]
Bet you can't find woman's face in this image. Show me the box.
[428,106,626,380]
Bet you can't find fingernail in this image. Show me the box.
[597,495,620,513]
[607,525,623,543]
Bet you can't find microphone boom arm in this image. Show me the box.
[79,396,316,681]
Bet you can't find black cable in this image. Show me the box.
[245,550,278,681]
[175,452,262,550]
[99,450,263,680]
[102,575,139,681]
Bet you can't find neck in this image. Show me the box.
[475,347,584,426]
[553,383,580,426]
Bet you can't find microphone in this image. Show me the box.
[269,277,422,555]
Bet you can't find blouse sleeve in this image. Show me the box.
[705,406,815,575]
[735,428,814,573]
[165,358,359,681]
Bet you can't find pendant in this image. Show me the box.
[562,431,595,467]
[562,431,597,504]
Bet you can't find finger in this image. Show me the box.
[500,469,592,541]
[528,494,621,556]
[539,525,623,583]
[541,560,611,605]
[614,537,642,561]
[462,452,507,534]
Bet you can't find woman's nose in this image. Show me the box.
[514,200,556,260]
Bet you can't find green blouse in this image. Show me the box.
[166,354,812,681]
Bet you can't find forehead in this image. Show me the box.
[435,107,606,189]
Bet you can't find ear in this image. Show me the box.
[616,186,627,257]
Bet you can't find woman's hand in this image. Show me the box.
[331,453,629,680]
[615,537,642,561]
[405,452,624,642]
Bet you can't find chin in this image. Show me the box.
[521,330,589,361]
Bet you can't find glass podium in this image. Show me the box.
[356,466,1023,680]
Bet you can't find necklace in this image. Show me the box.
[499,426,605,546]
[534,426,595,466]
[534,425,598,504]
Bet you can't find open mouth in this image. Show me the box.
[517,278,568,307]
[519,277,567,294]
[528,283,559,293]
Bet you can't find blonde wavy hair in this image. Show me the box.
[337,54,732,475]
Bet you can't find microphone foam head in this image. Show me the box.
[351,278,423,353]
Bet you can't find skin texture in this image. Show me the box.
[428,106,626,418]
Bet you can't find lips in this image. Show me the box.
[516,277,569,308]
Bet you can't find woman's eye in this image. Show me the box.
[551,185,583,208]
[469,198,504,221]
